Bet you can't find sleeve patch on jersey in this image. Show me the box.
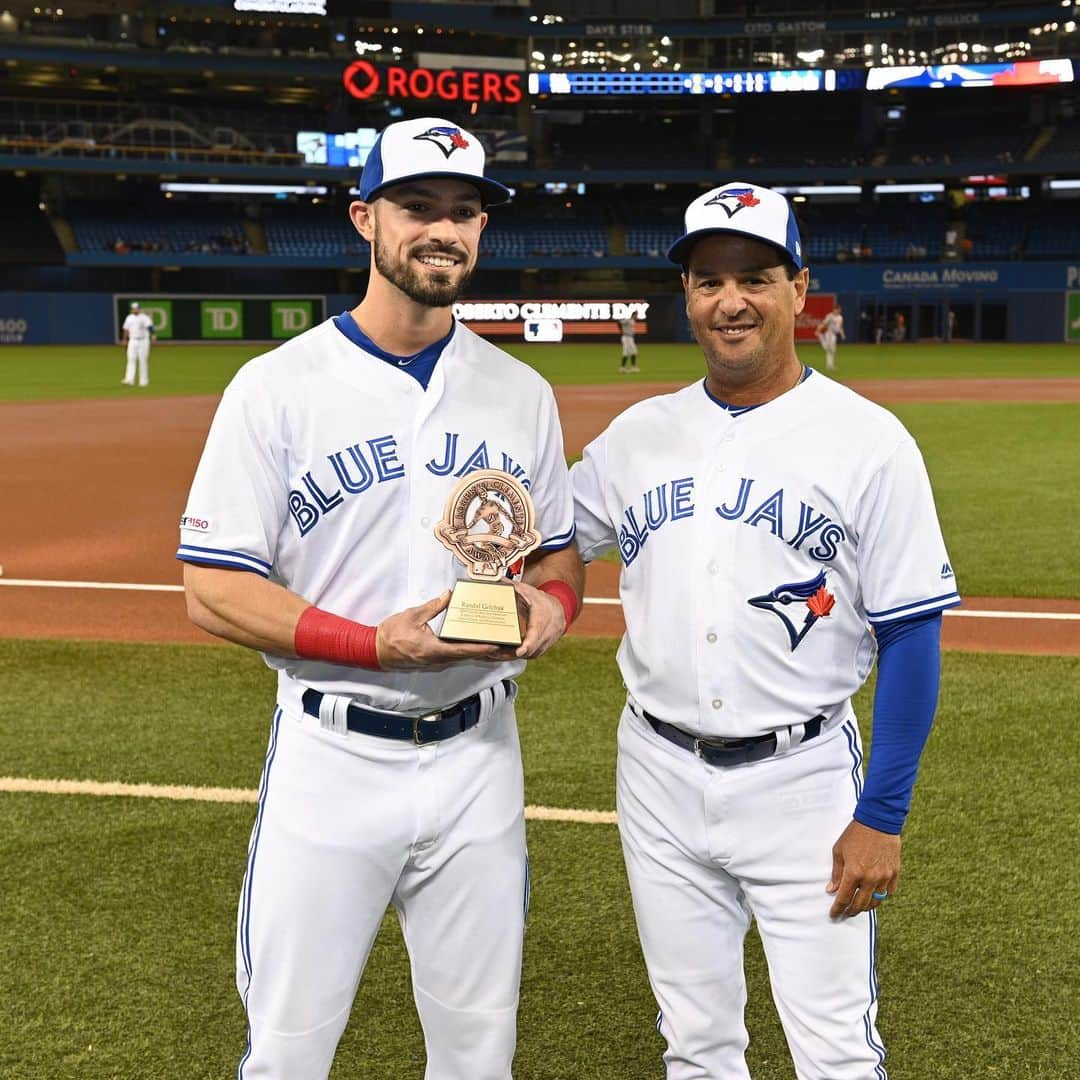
[179,515,212,533]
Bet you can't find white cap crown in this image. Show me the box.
[668,182,803,269]
[359,116,510,206]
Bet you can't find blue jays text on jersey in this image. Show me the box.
[289,432,533,538]
[617,474,846,566]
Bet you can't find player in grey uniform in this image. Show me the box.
[619,315,640,373]
[571,182,959,1079]
[815,304,845,371]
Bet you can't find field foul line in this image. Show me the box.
[0,776,618,824]
[0,578,1078,621]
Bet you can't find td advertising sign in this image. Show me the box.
[271,300,315,338]
[201,300,244,339]
[116,296,325,342]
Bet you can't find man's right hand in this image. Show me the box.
[376,591,507,671]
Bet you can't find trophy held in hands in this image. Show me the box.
[434,469,542,646]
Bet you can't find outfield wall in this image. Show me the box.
[2,261,1079,344]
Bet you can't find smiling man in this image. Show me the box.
[571,182,959,1079]
[178,116,583,1079]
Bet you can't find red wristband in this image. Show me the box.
[538,580,579,626]
[294,606,383,670]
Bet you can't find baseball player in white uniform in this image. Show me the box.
[618,315,639,373]
[816,304,845,371]
[178,117,584,1080]
[121,300,155,386]
[571,182,959,1079]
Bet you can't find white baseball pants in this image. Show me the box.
[237,683,526,1079]
[124,339,150,385]
[616,704,887,1080]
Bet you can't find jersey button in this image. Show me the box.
[712,698,723,710]
[706,561,718,575]
[420,516,431,527]
[706,632,717,643]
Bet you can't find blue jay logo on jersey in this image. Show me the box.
[413,126,471,158]
[749,570,836,652]
[703,187,762,218]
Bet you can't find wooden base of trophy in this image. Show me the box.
[439,579,524,646]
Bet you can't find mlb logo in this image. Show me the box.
[524,318,564,343]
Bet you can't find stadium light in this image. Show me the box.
[160,183,328,195]
[773,185,861,196]
[873,183,946,194]
[1048,179,1080,189]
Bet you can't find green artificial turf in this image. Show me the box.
[1,340,1078,401]
[893,403,1079,597]
[1,638,1078,1078]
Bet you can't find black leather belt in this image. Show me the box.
[301,680,510,745]
[643,710,825,767]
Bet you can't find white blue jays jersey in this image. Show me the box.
[571,372,959,739]
[178,317,575,716]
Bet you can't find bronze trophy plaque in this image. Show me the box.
[434,469,542,645]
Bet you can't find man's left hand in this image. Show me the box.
[826,819,901,918]
[504,580,567,660]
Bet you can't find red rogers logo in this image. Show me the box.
[343,61,523,104]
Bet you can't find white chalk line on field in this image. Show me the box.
[0,577,1078,621]
[0,776,618,824]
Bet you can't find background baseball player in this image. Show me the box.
[120,300,155,386]
[815,303,845,371]
[178,116,584,1080]
[571,182,959,1079]
[618,313,639,373]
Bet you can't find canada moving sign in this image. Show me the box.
[344,61,523,103]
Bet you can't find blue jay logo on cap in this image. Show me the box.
[413,126,471,158]
[748,570,836,652]
[704,187,763,219]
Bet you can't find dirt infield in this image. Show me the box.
[2,379,1078,654]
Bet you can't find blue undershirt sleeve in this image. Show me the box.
[854,611,943,835]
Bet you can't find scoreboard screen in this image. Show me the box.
[529,68,863,95]
[866,59,1073,91]
[296,129,379,167]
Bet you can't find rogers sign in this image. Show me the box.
[343,60,523,103]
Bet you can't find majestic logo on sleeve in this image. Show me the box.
[704,187,762,218]
[749,570,836,652]
[413,126,471,158]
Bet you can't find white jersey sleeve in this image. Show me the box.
[178,362,289,577]
[529,384,577,553]
[569,433,619,561]
[854,436,959,625]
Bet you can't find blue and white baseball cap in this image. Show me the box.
[667,182,803,269]
[358,116,512,206]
